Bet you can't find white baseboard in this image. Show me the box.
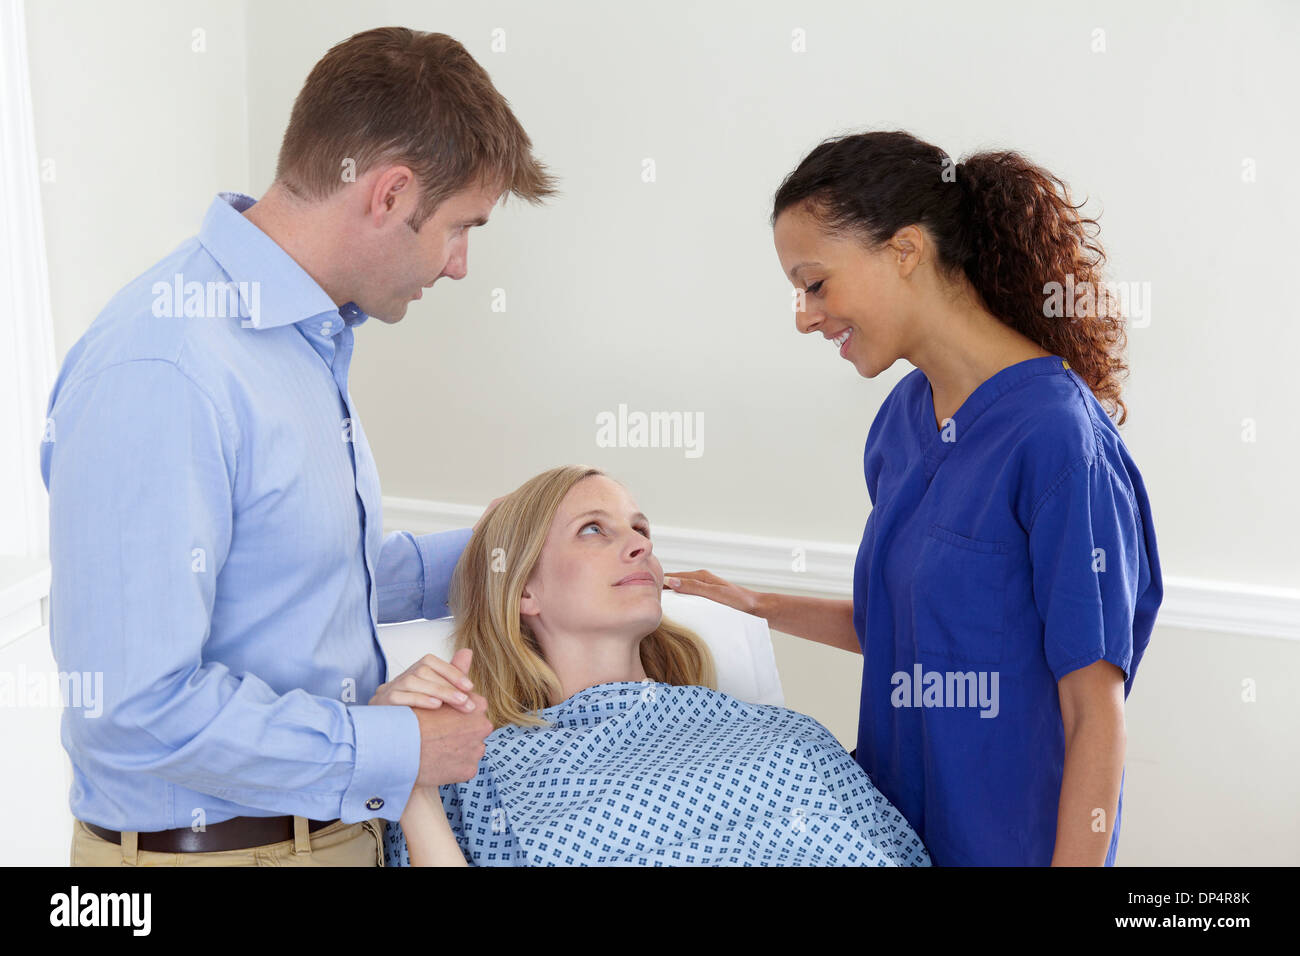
[382,496,1300,643]
[0,557,50,650]
[11,504,1295,644]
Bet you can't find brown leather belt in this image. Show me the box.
[84,815,339,853]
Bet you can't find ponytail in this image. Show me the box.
[772,130,1131,424]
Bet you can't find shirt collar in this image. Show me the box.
[197,191,370,335]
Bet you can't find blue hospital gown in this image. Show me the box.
[384,681,930,866]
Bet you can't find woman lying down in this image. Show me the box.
[380,465,930,867]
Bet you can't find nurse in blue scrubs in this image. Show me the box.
[666,130,1163,866]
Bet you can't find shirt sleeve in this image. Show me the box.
[41,359,419,824]
[376,528,473,623]
[1027,455,1145,690]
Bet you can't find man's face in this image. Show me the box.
[356,178,502,323]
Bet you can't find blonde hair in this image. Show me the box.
[448,465,716,729]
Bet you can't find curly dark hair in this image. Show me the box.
[771,130,1131,424]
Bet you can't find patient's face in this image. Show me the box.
[519,476,664,648]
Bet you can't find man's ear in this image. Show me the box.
[367,164,415,223]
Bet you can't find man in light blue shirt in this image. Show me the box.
[41,26,556,865]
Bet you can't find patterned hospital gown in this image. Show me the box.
[384,681,930,867]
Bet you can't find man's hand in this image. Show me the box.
[405,648,494,786]
[372,647,493,786]
[413,696,493,787]
[473,495,508,535]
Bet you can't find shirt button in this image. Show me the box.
[365,797,384,811]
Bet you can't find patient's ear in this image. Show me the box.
[519,583,540,617]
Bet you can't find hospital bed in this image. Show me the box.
[376,590,785,707]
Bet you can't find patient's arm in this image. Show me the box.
[399,785,470,867]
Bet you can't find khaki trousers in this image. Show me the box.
[70,817,385,866]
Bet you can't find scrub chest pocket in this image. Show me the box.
[910,523,1009,667]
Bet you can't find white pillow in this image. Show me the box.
[376,589,784,707]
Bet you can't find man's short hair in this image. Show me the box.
[275,27,558,229]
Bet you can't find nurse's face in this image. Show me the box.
[773,202,917,377]
[519,476,664,652]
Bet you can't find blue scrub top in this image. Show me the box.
[852,354,1163,866]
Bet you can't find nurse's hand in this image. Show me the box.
[663,569,761,615]
[670,574,859,653]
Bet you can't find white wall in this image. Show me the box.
[17,0,1299,865]
[27,0,249,358]
[247,0,1299,589]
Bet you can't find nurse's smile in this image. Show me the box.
[831,327,853,357]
